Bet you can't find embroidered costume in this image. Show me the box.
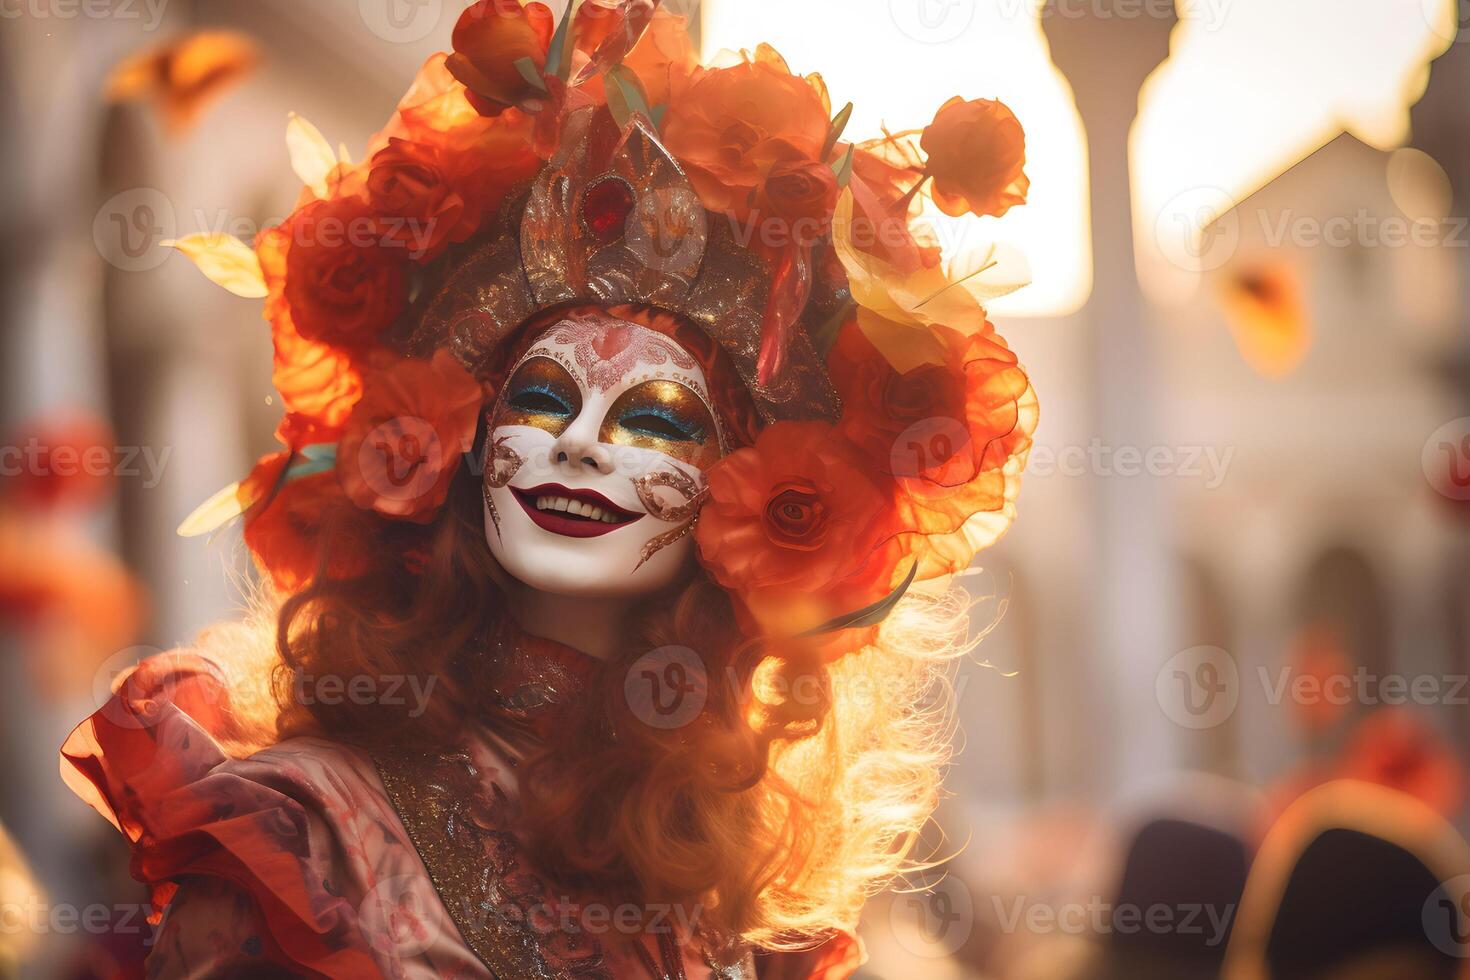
[63,2,1038,976]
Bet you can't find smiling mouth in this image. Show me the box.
[510,483,645,539]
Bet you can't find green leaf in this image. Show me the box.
[544,0,577,82]
[832,144,856,188]
[799,561,919,637]
[823,101,853,161]
[606,64,654,128]
[512,56,549,95]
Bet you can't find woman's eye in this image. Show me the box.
[622,412,698,442]
[509,389,572,415]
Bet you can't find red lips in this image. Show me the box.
[510,483,644,539]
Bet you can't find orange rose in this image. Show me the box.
[621,8,697,106]
[447,0,556,116]
[4,414,116,511]
[696,422,900,634]
[829,320,1035,577]
[920,96,1028,219]
[366,137,477,261]
[661,54,832,221]
[757,160,839,239]
[336,350,485,524]
[258,224,364,432]
[242,457,380,594]
[282,197,409,350]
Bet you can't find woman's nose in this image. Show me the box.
[549,415,615,475]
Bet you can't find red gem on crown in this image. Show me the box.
[581,176,636,245]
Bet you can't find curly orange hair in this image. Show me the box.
[208,306,968,953]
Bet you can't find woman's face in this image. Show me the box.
[482,313,725,598]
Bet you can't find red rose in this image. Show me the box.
[366,137,478,261]
[282,197,409,350]
[336,350,485,524]
[696,422,901,634]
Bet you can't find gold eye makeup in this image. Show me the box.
[493,356,582,437]
[600,380,721,470]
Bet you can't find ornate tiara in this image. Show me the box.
[393,107,841,422]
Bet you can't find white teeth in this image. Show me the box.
[534,495,623,523]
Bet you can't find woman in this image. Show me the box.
[63,3,1038,976]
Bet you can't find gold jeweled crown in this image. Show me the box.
[394,106,841,422]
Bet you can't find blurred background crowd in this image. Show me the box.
[2,0,1470,977]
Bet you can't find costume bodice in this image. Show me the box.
[61,643,857,978]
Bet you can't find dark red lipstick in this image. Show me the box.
[510,483,644,539]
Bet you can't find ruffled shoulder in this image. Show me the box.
[60,652,460,979]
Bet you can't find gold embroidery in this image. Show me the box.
[374,748,613,979]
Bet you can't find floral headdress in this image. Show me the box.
[176,0,1039,641]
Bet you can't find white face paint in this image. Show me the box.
[482,314,726,598]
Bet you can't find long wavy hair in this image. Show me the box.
[204,306,973,952]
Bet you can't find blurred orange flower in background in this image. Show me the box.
[1217,261,1313,378]
[0,414,146,699]
[921,96,1029,220]
[104,29,259,134]
[662,46,833,223]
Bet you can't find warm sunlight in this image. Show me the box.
[1133,0,1459,303]
[701,0,1093,318]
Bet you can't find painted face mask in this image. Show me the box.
[481,313,726,598]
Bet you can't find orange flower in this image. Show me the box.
[921,96,1028,219]
[282,196,409,350]
[241,459,380,594]
[104,30,259,135]
[447,0,556,116]
[696,422,900,634]
[621,8,697,106]
[756,160,839,237]
[848,143,930,273]
[336,351,485,524]
[3,414,116,511]
[257,224,364,433]
[661,50,832,222]
[1337,709,1466,819]
[829,321,1036,577]
[366,138,477,261]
